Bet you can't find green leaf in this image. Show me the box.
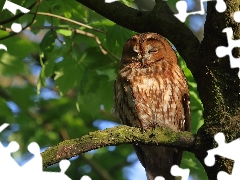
[0,53,25,75]
[0,35,38,60]
[191,110,204,133]
[0,30,9,39]
[78,47,116,69]
[44,54,58,77]
[120,0,134,6]
[178,56,203,134]
[78,70,115,117]
[0,0,6,12]
[37,52,47,94]
[90,19,115,27]
[181,152,208,180]
[96,68,116,81]
[0,97,13,117]
[54,57,83,95]
[57,29,72,36]
[10,85,36,112]
[75,46,117,115]
[39,31,56,53]
[106,24,136,55]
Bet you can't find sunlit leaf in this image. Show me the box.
[57,29,72,36]
[0,53,25,75]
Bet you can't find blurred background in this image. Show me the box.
[0,0,206,179]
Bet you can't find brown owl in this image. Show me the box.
[114,33,191,180]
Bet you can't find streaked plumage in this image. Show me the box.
[114,33,191,180]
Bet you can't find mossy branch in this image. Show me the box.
[42,125,196,169]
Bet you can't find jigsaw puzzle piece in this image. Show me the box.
[174,0,226,22]
[105,0,118,3]
[216,28,240,78]
[216,28,234,58]
[3,0,30,14]
[205,132,240,180]
[0,124,20,173]
[170,165,190,180]
[0,123,9,132]
[217,171,232,180]
[205,132,240,166]
[0,44,7,51]
[174,1,188,22]
[80,175,92,180]
[217,166,240,180]
[22,142,42,172]
[40,160,72,180]
[0,141,21,180]
[154,176,165,180]
[204,132,225,166]
[233,11,240,22]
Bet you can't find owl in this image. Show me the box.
[114,33,191,180]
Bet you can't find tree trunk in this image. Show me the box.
[193,1,240,179]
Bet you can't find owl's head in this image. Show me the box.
[120,32,177,68]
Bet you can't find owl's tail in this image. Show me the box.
[134,145,182,180]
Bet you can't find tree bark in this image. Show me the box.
[193,1,240,179]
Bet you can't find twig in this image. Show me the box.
[30,12,105,34]
[0,25,120,61]
[75,29,120,60]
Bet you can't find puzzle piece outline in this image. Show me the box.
[205,132,240,179]
[3,0,30,14]
[0,123,91,180]
[174,0,226,22]
[215,27,240,78]
[154,164,190,180]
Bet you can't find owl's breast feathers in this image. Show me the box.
[114,62,190,132]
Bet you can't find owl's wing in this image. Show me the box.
[113,80,120,118]
[113,77,132,126]
[182,93,191,131]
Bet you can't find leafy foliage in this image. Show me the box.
[0,0,205,180]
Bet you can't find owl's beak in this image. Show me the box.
[137,54,145,65]
[141,57,148,66]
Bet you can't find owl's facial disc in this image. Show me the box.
[121,35,167,68]
[137,43,164,67]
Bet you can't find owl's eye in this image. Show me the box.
[148,48,158,53]
[129,50,138,55]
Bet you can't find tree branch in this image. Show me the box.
[75,0,200,75]
[31,12,105,34]
[42,125,196,169]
